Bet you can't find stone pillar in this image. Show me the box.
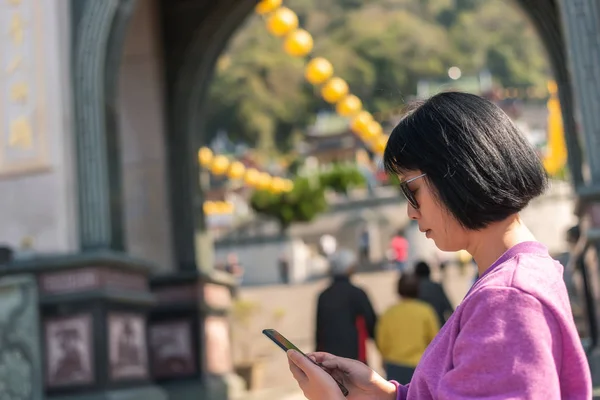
[558,1,600,387]
[71,0,136,251]
[149,273,240,400]
[154,1,258,399]
[558,0,600,185]
[517,0,585,188]
[0,0,78,253]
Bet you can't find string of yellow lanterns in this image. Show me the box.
[203,200,235,216]
[255,0,388,155]
[198,146,294,194]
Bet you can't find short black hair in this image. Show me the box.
[397,274,419,299]
[384,92,548,230]
[414,261,431,278]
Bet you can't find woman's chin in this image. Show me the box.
[433,239,459,252]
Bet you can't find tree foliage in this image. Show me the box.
[250,176,327,231]
[206,0,549,151]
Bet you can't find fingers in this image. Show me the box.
[306,352,352,373]
[306,352,336,363]
[288,354,308,384]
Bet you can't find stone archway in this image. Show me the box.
[71,0,586,268]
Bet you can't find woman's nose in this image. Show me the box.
[407,203,420,220]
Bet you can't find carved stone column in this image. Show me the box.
[71,0,135,251]
[558,0,600,185]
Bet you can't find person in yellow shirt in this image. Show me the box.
[376,273,439,384]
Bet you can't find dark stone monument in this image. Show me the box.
[0,275,43,400]
[0,253,167,400]
[149,271,237,400]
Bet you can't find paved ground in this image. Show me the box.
[231,263,476,398]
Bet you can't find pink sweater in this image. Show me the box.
[395,241,591,399]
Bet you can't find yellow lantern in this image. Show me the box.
[305,57,333,85]
[350,111,373,135]
[244,168,261,187]
[227,161,246,180]
[224,201,235,214]
[214,201,233,214]
[255,0,281,15]
[267,7,298,37]
[373,135,388,154]
[336,94,362,117]
[282,179,294,192]
[258,173,273,191]
[203,201,217,215]
[198,147,213,167]
[210,155,230,175]
[284,29,313,57]
[270,177,285,193]
[361,120,382,140]
[321,77,349,104]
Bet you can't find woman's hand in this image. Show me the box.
[287,350,397,400]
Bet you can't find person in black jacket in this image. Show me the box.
[315,248,377,364]
[414,260,454,327]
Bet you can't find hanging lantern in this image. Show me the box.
[255,0,282,15]
[305,57,333,85]
[361,120,382,140]
[321,77,349,104]
[210,155,230,175]
[267,7,298,37]
[373,135,388,154]
[282,179,294,192]
[270,177,285,193]
[214,201,234,214]
[336,94,362,117]
[244,168,261,187]
[257,173,273,191]
[284,29,313,57]
[203,201,217,215]
[227,161,246,180]
[198,147,213,167]
[350,111,373,135]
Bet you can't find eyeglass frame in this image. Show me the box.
[400,173,427,209]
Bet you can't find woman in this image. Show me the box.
[376,273,439,384]
[286,92,591,399]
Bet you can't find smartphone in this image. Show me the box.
[262,329,349,397]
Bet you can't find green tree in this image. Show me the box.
[250,176,327,231]
[206,0,550,153]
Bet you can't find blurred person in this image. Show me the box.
[414,261,454,326]
[224,252,244,282]
[224,253,244,296]
[319,234,337,257]
[315,249,376,364]
[286,92,590,399]
[278,253,290,284]
[376,274,439,384]
[358,228,370,265]
[389,230,409,272]
[434,248,453,274]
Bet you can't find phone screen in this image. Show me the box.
[262,329,304,353]
[262,329,349,397]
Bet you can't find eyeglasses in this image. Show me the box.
[400,173,427,209]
